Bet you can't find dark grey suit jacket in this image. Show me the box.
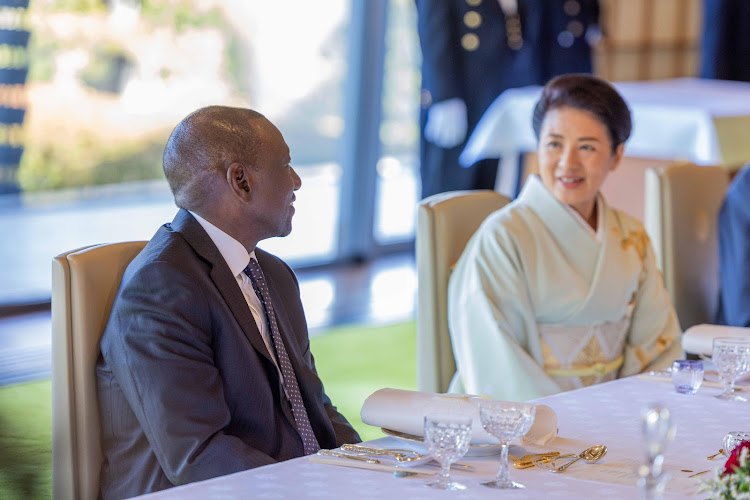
[96,209,360,499]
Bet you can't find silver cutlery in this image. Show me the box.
[341,444,424,462]
[317,449,379,463]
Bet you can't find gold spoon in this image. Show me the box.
[707,449,726,460]
[538,445,607,473]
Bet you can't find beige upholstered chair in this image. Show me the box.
[644,162,729,331]
[51,241,148,500]
[416,190,510,393]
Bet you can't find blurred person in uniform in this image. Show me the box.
[416,0,600,199]
[701,1,750,326]
[700,0,750,82]
[716,165,750,327]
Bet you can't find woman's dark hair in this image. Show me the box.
[532,74,632,152]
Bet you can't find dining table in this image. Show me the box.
[131,374,748,499]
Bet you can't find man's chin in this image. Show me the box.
[278,223,293,238]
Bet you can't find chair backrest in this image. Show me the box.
[416,190,510,393]
[51,241,148,500]
[644,162,729,331]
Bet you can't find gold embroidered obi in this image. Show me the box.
[538,302,635,392]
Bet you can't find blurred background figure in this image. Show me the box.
[716,164,750,327]
[415,0,599,199]
[700,0,750,327]
[700,0,750,82]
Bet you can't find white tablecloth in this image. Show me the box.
[461,78,750,195]
[132,376,747,499]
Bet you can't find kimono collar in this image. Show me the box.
[517,175,607,244]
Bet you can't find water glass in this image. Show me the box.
[712,338,750,402]
[671,360,703,394]
[723,431,750,454]
[638,404,676,500]
[423,412,472,491]
[479,401,536,489]
[641,404,676,475]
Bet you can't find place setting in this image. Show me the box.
[309,382,750,497]
[310,387,613,491]
[639,336,750,401]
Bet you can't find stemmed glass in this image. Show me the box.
[712,338,750,402]
[638,404,676,500]
[479,401,536,489]
[423,412,472,490]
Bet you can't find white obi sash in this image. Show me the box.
[538,302,635,392]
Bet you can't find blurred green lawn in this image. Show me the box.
[0,379,52,500]
[0,320,416,500]
[311,320,417,441]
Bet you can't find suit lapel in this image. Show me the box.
[170,209,274,365]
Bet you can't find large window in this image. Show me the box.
[0,0,420,305]
[375,0,421,244]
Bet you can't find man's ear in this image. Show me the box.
[227,162,251,202]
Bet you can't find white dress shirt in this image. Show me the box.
[189,211,284,385]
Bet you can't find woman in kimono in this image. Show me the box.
[447,74,681,401]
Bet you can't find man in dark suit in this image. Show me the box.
[96,106,360,499]
[416,0,599,198]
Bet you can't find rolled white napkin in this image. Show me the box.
[360,388,557,446]
[682,324,750,356]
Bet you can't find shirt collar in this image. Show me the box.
[188,211,254,277]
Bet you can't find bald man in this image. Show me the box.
[96,106,360,499]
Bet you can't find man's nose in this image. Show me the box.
[292,167,302,190]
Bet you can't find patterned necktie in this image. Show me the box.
[244,258,320,455]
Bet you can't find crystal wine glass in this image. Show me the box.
[479,401,536,489]
[712,338,750,402]
[423,412,472,490]
[638,404,676,500]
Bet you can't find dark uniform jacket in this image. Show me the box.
[701,0,750,82]
[416,0,599,198]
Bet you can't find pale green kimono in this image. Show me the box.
[447,175,682,402]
